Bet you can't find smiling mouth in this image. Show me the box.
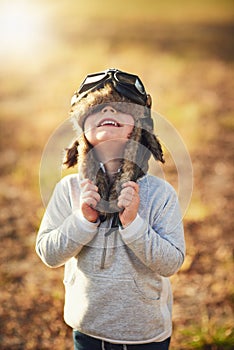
[97,119,121,127]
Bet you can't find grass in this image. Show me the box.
[181,324,234,350]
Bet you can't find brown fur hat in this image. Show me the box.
[64,83,164,220]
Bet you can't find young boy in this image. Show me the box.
[36,68,185,350]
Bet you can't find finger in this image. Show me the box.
[118,197,132,209]
[121,181,139,193]
[118,193,138,206]
[82,190,100,201]
[82,191,101,206]
[82,196,99,208]
[118,191,134,203]
[118,191,140,210]
[80,180,99,193]
[80,179,98,189]
[80,178,92,187]
[120,186,135,197]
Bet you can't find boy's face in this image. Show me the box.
[83,105,134,147]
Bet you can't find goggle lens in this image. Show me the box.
[79,72,107,94]
[115,72,145,95]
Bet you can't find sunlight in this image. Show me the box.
[0,0,50,58]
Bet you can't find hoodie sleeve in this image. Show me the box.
[119,181,185,277]
[35,178,99,268]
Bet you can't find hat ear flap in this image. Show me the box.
[63,134,92,172]
[64,140,79,168]
[141,129,165,163]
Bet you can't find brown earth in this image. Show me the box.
[0,8,233,350]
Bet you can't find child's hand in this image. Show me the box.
[118,181,140,227]
[80,179,101,223]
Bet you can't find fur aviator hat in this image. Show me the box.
[64,82,164,220]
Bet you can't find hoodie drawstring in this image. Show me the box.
[100,213,121,269]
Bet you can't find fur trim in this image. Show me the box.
[70,83,147,129]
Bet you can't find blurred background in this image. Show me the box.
[0,0,233,349]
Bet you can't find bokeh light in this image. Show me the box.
[0,0,52,60]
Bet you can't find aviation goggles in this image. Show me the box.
[71,68,152,108]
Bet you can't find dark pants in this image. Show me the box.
[73,330,171,350]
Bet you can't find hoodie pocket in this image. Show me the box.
[64,270,165,342]
[133,274,161,300]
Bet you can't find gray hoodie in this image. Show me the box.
[36,174,185,344]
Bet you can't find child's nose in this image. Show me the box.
[101,105,116,114]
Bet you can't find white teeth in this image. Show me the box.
[100,120,118,126]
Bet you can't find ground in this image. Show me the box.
[0,1,233,349]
